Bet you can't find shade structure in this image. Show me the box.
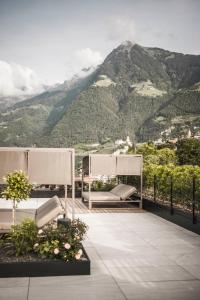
[90,154,116,176]
[82,154,143,176]
[0,149,27,184]
[0,147,75,219]
[116,155,142,176]
[82,154,143,209]
[28,148,73,185]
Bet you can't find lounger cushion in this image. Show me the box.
[0,209,36,232]
[111,184,136,200]
[82,191,120,202]
[0,196,63,232]
[35,195,63,228]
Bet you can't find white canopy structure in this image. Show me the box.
[0,147,75,219]
[82,154,143,209]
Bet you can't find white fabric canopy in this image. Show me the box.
[116,155,142,176]
[0,147,75,219]
[0,147,74,185]
[28,148,73,185]
[90,154,116,176]
[0,149,27,183]
[83,154,143,176]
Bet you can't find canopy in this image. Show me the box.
[0,147,74,185]
[82,154,143,177]
[0,147,75,218]
[82,154,143,208]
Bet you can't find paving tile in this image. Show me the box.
[159,249,200,266]
[0,287,28,300]
[29,272,115,287]
[101,254,176,268]
[119,280,200,300]
[155,244,200,256]
[107,265,196,283]
[95,244,162,259]
[28,284,126,300]
[180,265,200,280]
[0,277,29,288]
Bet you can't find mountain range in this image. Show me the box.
[0,41,200,147]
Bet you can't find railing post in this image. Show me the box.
[192,176,197,224]
[154,175,156,204]
[170,175,174,215]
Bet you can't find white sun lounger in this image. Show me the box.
[82,184,136,209]
[0,196,64,232]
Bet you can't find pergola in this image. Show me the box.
[0,147,75,219]
[82,154,143,208]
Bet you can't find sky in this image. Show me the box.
[0,0,200,96]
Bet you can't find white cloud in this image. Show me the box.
[0,61,44,97]
[107,16,135,43]
[65,48,103,79]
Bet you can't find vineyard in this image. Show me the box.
[128,139,200,216]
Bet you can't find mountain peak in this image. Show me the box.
[117,40,134,51]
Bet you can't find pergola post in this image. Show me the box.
[89,155,92,210]
[64,184,68,218]
[71,149,75,220]
[140,174,143,209]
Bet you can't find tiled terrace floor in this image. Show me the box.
[0,206,200,299]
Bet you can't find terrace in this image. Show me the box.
[0,149,200,300]
[0,200,200,300]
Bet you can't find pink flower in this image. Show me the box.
[76,236,80,240]
[78,249,83,256]
[64,243,71,250]
[75,253,81,260]
[33,243,39,249]
[54,248,59,255]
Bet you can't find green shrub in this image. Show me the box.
[2,218,88,261]
[91,178,117,191]
[34,219,88,261]
[5,219,38,256]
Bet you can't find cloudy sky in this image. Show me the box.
[0,0,200,96]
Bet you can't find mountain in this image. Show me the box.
[0,41,200,147]
[0,83,52,112]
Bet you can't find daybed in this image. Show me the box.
[82,154,143,209]
[82,184,136,209]
[0,196,64,233]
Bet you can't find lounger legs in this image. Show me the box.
[89,201,92,210]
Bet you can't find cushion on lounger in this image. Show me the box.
[111,184,136,200]
[35,195,63,227]
[82,191,120,201]
[0,209,36,224]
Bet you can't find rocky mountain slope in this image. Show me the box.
[0,41,200,147]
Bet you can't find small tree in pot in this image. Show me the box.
[1,170,33,225]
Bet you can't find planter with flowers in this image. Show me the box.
[0,218,90,277]
[0,170,90,277]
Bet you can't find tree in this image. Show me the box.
[1,171,33,225]
[176,138,200,166]
[136,142,157,157]
[157,148,177,165]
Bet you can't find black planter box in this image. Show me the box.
[0,247,90,278]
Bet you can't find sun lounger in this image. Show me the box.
[82,184,136,209]
[0,196,64,232]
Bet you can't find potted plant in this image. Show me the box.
[1,170,33,225]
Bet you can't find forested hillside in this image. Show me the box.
[0,42,200,147]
